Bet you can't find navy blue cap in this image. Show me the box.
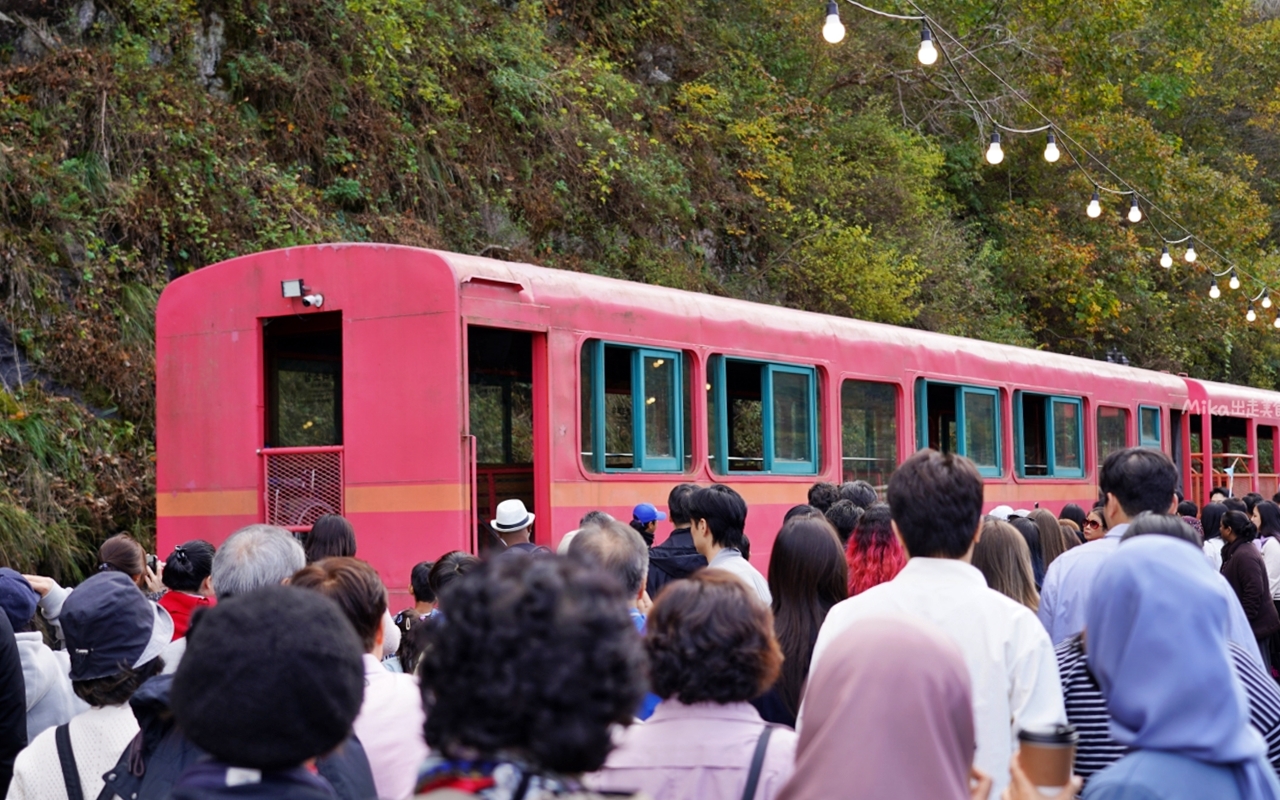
[0,568,38,632]
[62,571,173,681]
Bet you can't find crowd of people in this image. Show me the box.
[1,447,1279,799]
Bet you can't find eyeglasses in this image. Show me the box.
[1084,519,1102,529]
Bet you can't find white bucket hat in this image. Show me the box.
[492,499,535,533]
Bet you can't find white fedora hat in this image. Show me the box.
[492,499,535,533]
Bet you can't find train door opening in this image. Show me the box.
[1259,425,1277,499]
[261,311,345,530]
[1171,408,1185,495]
[468,326,538,550]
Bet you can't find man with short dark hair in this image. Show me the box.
[408,561,435,618]
[807,482,840,514]
[646,484,707,598]
[824,500,864,547]
[1038,447,1179,645]
[804,449,1064,798]
[689,485,770,605]
[838,480,877,509]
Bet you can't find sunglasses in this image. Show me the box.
[1084,519,1102,529]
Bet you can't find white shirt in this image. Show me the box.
[804,557,1065,799]
[708,548,771,606]
[7,704,140,800]
[353,653,429,800]
[1205,537,1226,570]
[1037,524,1129,644]
[1261,538,1280,601]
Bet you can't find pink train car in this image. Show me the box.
[154,243,1276,599]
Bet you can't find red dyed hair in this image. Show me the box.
[845,505,907,595]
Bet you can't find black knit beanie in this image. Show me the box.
[171,584,365,770]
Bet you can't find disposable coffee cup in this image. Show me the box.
[1017,725,1078,795]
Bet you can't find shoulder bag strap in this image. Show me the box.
[740,724,775,800]
[55,723,87,800]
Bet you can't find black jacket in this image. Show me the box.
[0,612,26,798]
[1222,538,1280,640]
[646,529,707,598]
[103,674,376,800]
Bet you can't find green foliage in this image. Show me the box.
[1,0,1280,569]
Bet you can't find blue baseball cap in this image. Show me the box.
[632,503,668,525]
[0,568,38,632]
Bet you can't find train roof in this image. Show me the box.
[164,243,1191,397]
[432,247,1188,394]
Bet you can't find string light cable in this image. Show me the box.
[821,0,1273,315]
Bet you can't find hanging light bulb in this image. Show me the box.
[985,132,1003,165]
[1248,302,1258,322]
[1273,313,1280,329]
[1043,131,1060,163]
[1185,243,1198,263]
[822,1,845,43]
[1264,289,1273,309]
[1086,190,1102,219]
[1229,269,1240,290]
[1159,246,1173,269]
[1128,196,1142,223]
[1209,279,1221,299]
[917,25,938,65]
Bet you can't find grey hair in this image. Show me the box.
[578,510,614,528]
[568,520,649,597]
[211,524,306,599]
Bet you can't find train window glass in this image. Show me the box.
[1259,427,1276,483]
[709,356,818,474]
[1097,406,1129,463]
[1139,406,1161,448]
[915,380,1001,477]
[841,380,897,487]
[581,340,684,473]
[264,312,343,448]
[1015,393,1084,479]
[684,357,694,472]
[964,389,1000,472]
[1052,399,1083,474]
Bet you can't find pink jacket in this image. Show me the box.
[588,701,797,800]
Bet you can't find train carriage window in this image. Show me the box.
[1097,406,1129,463]
[581,340,686,473]
[841,380,898,487]
[1139,406,1162,448]
[709,356,818,475]
[1015,393,1084,479]
[915,380,1001,477]
[265,312,343,448]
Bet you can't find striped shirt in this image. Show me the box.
[1055,635,1280,785]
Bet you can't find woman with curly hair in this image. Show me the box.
[415,554,646,798]
[590,571,797,800]
[844,504,906,595]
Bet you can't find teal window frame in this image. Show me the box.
[1014,392,1085,479]
[709,356,819,475]
[914,380,1003,478]
[584,341,685,473]
[1139,405,1162,449]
